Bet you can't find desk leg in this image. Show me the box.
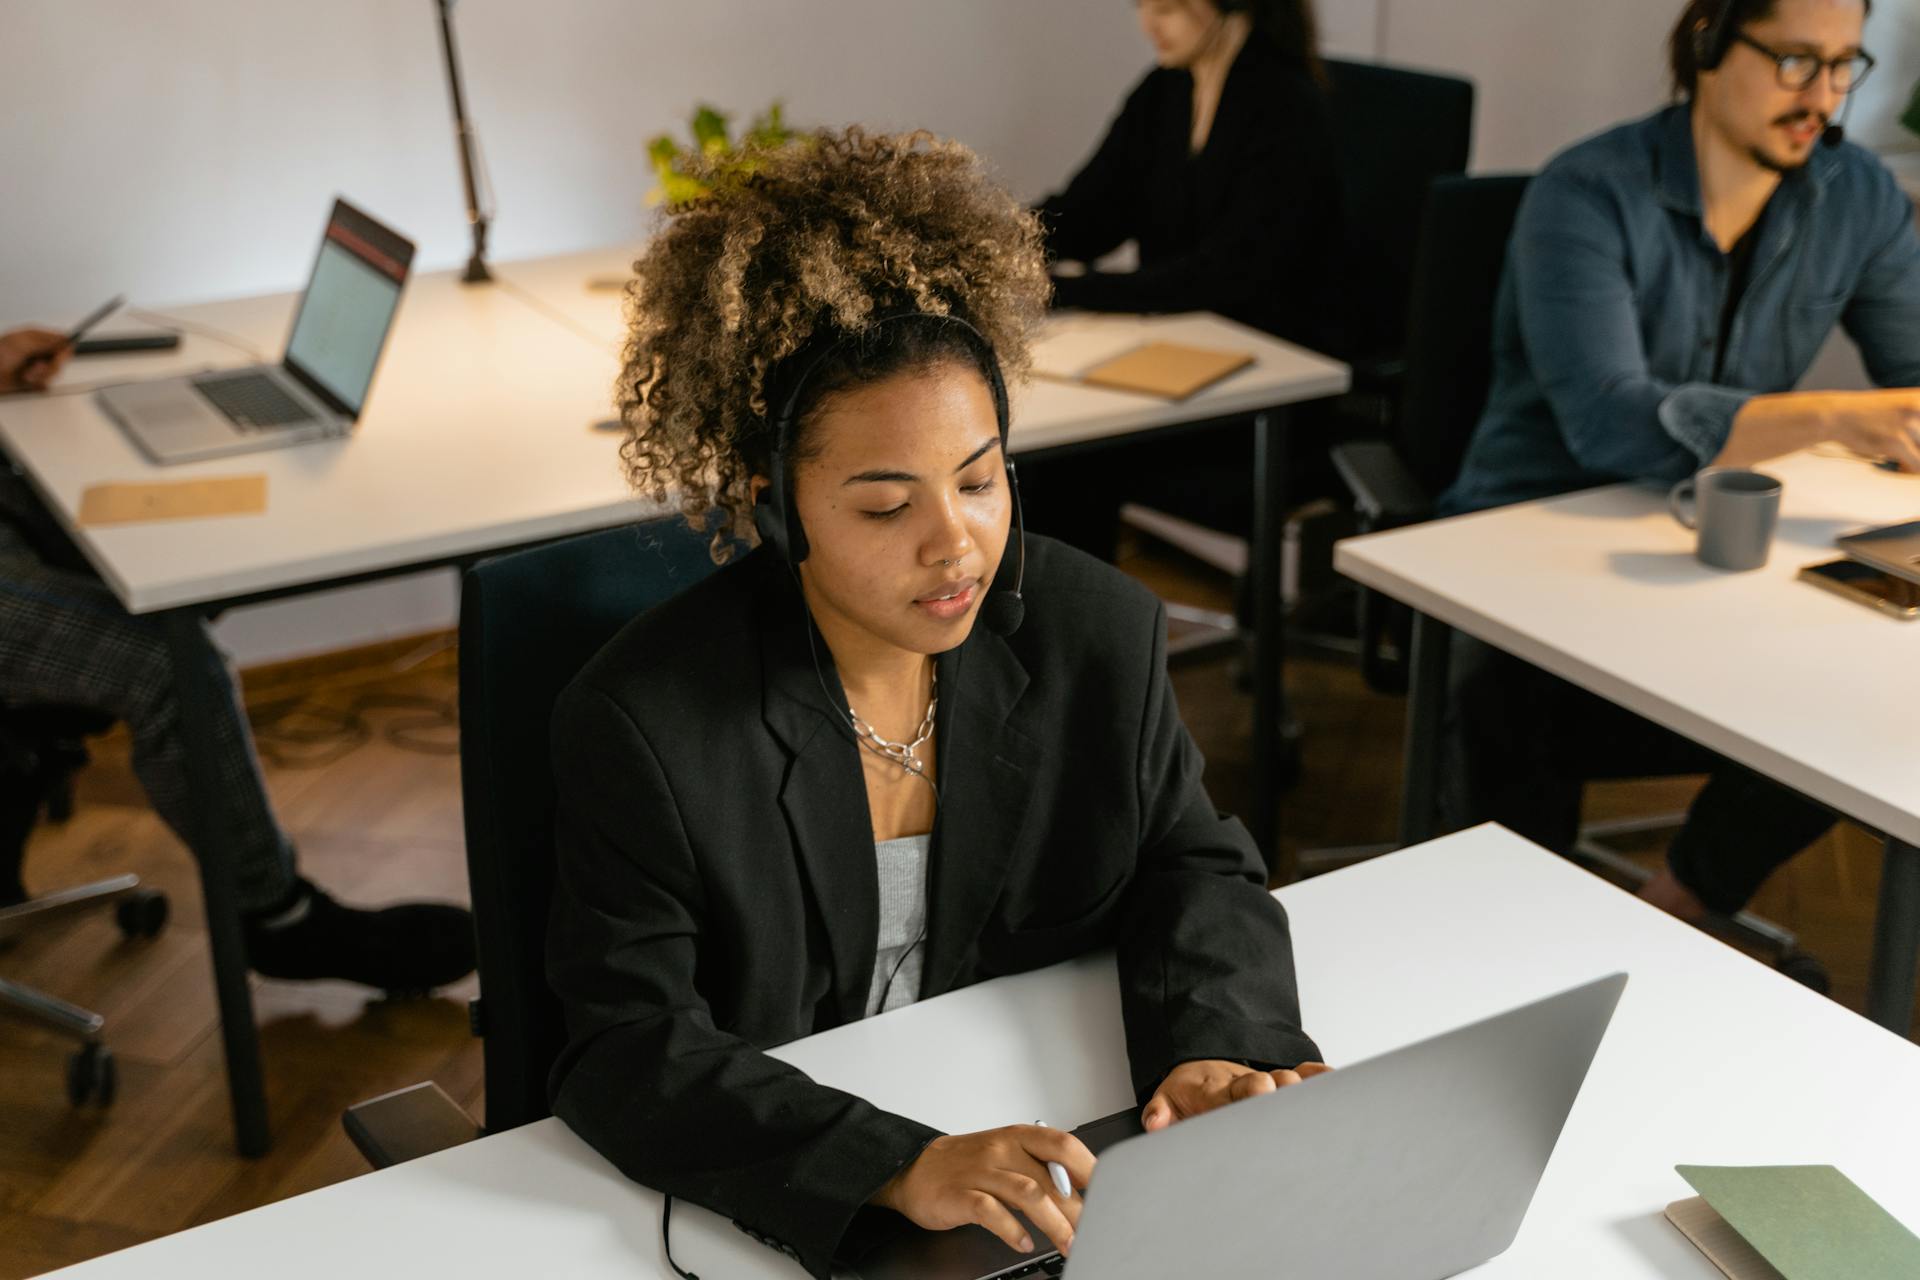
[1867,837,1920,1035]
[1398,612,1451,849]
[161,610,271,1157]
[1249,408,1297,879]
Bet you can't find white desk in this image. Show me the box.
[498,243,1352,868]
[42,825,1920,1279]
[0,263,660,1158]
[1334,450,1920,1028]
[495,244,1353,454]
[0,271,647,614]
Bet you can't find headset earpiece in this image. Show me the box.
[1694,0,1738,73]
[752,486,789,562]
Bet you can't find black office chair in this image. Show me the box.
[1324,57,1476,404]
[1116,59,1475,651]
[1330,172,1533,693]
[343,515,730,1166]
[1,705,170,1107]
[1323,174,1827,990]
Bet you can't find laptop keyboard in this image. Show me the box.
[192,372,317,430]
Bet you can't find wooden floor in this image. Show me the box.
[0,544,1902,1277]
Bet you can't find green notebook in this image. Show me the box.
[1677,1165,1920,1280]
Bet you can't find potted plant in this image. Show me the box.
[647,103,801,207]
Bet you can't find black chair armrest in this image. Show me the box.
[1345,355,1408,395]
[1329,439,1434,530]
[343,1081,482,1169]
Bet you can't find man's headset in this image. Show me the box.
[751,309,1028,636]
[1691,0,1849,147]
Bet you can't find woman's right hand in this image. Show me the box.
[871,1124,1096,1257]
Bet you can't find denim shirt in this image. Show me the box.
[1441,104,1920,516]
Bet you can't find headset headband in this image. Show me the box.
[752,309,1011,564]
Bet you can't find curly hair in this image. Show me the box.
[614,127,1052,559]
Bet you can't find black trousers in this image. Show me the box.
[1441,636,1835,916]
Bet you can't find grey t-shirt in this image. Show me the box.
[864,833,931,1018]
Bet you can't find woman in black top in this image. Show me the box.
[1025,0,1341,559]
[546,129,1325,1279]
[1039,0,1340,348]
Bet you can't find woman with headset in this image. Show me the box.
[1025,0,1341,558]
[1039,0,1340,347]
[546,129,1325,1280]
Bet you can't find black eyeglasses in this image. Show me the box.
[1732,31,1876,95]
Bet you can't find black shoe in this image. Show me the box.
[243,878,476,995]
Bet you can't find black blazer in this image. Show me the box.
[546,535,1318,1278]
[1037,32,1343,350]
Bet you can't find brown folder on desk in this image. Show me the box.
[1078,341,1254,400]
[78,474,268,526]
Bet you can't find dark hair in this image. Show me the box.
[1221,0,1325,84]
[745,317,1000,480]
[1668,0,1873,98]
[614,128,1048,559]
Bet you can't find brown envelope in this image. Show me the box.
[78,475,268,526]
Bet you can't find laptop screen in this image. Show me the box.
[283,200,414,418]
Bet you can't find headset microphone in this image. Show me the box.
[980,458,1027,636]
[1822,94,1852,148]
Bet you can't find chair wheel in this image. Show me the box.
[66,1043,117,1108]
[1777,952,1831,996]
[115,890,169,939]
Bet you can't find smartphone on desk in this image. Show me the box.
[1798,558,1920,620]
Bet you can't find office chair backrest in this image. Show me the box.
[1395,173,1533,498]
[458,516,728,1133]
[1324,58,1475,364]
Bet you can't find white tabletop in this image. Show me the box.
[43,824,1920,1279]
[0,268,652,614]
[1,249,1344,616]
[498,244,1353,457]
[1335,451,1920,847]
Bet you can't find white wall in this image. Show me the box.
[1,1,1148,664]
[1366,0,1918,172]
[5,0,1915,662]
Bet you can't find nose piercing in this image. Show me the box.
[939,557,957,567]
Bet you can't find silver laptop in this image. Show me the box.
[1839,519,1920,587]
[96,198,413,464]
[854,972,1627,1280]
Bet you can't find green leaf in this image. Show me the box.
[691,104,731,151]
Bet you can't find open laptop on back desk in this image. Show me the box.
[95,198,413,465]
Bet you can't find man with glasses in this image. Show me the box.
[1438,0,1919,930]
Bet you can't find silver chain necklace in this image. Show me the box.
[847,666,938,788]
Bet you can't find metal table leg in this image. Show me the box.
[1398,611,1452,849]
[1248,408,1297,879]
[1866,837,1920,1035]
[161,610,270,1157]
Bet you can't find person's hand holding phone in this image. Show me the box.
[0,327,74,393]
[1141,1057,1334,1132]
[872,1123,1095,1257]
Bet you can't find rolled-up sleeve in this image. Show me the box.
[1512,171,1741,481]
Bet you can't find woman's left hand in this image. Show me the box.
[1141,1058,1334,1132]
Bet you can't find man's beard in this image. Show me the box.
[1748,109,1828,173]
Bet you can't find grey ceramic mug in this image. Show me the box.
[1668,468,1782,571]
